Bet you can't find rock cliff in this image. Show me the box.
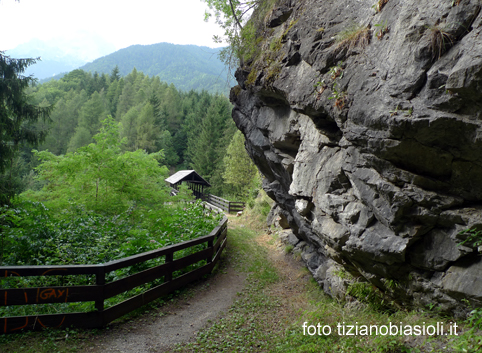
[230,0,482,316]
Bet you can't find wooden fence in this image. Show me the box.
[0,216,228,334]
[207,194,245,214]
[168,190,245,214]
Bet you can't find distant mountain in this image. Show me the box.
[7,34,116,80]
[60,43,234,94]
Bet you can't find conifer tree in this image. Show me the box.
[0,52,52,203]
[78,91,106,136]
[110,65,120,82]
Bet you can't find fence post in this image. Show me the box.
[165,252,173,282]
[208,238,214,264]
[95,265,105,314]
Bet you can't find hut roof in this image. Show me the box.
[165,170,211,187]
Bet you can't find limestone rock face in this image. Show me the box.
[231,0,482,316]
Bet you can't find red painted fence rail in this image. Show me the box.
[0,216,228,334]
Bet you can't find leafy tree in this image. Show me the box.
[0,52,51,203]
[67,126,92,152]
[28,117,169,214]
[120,103,143,151]
[135,102,159,152]
[203,0,256,32]
[2,64,240,198]
[78,91,106,136]
[116,82,135,119]
[202,0,263,68]
[40,97,79,155]
[223,130,257,198]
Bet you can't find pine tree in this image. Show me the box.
[110,65,121,82]
[158,130,179,166]
[0,52,52,203]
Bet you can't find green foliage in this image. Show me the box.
[458,228,482,248]
[2,60,251,209]
[374,20,390,40]
[27,117,169,215]
[67,126,92,152]
[0,199,222,317]
[329,62,344,80]
[335,23,371,51]
[328,82,347,109]
[0,52,52,203]
[346,280,390,312]
[246,186,273,218]
[56,43,234,95]
[10,67,242,196]
[223,130,258,199]
[188,94,236,196]
[178,222,281,353]
[202,0,277,68]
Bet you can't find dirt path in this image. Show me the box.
[84,222,309,353]
[87,264,246,353]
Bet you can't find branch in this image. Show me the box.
[241,4,257,18]
[229,0,243,30]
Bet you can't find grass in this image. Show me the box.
[175,211,482,352]
[428,24,454,61]
[175,218,285,353]
[335,23,371,52]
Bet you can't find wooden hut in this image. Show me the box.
[165,170,211,199]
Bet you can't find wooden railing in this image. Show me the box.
[0,216,228,334]
[207,195,245,214]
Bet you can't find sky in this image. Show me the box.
[0,0,226,51]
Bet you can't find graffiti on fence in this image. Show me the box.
[38,288,69,302]
[2,268,70,306]
[2,287,70,306]
[3,316,67,334]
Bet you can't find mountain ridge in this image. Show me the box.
[46,42,233,94]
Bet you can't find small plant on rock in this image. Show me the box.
[335,23,371,51]
[428,24,454,61]
[389,105,413,117]
[373,0,389,12]
[328,82,347,109]
[314,79,327,100]
[374,20,389,40]
[458,228,482,249]
[329,62,344,80]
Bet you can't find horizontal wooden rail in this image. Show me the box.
[207,195,245,214]
[0,216,228,334]
[2,265,102,277]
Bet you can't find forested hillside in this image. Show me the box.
[2,66,256,202]
[44,43,234,94]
